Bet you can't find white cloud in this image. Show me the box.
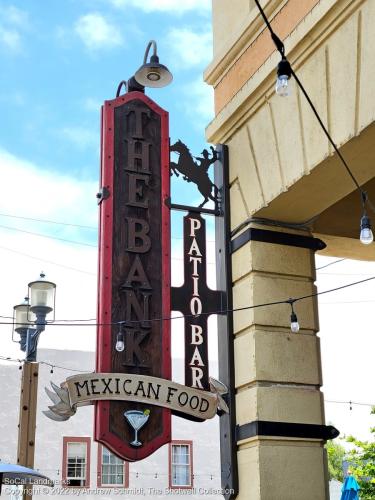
[182,78,214,129]
[74,13,123,50]
[83,97,102,113]
[165,28,212,70]
[0,148,98,228]
[2,6,29,28]
[61,126,98,150]
[0,5,29,52]
[109,0,210,14]
[0,91,25,106]
[0,27,21,51]
[0,149,98,354]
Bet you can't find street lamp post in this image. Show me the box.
[13,273,56,500]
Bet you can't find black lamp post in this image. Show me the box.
[13,273,56,362]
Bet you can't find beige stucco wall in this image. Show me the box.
[206,0,375,259]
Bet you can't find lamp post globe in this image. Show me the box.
[13,297,35,334]
[28,272,56,319]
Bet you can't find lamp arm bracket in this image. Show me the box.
[143,40,157,64]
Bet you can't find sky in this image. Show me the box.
[0,0,374,451]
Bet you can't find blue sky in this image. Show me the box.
[0,0,216,355]
[0,0,213,182]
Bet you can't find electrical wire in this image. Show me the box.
[253,0,375,212]
[0,212,97,230]
[0,212,215,242]
[1,355,373,410]
[0,274,374,327]
[0,238,349,277]
[325,400,374,407]
[0,245,96,276]
[316,259,346,270]
[0,224,97,248]
[0,355,90,373]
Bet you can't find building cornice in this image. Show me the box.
[205,0,362,144]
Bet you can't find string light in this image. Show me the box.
[0,273,374,329]
[2,355,373,409]
[275,58,292,97]
[360,193,374,244]
[115,324,125,353]
[0,356,90,373]
[288,299,300,333]
[325,400,374,408]
[253,0,375,246]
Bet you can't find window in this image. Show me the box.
[169,441,193,489]
[97,445,129,488]
[62,437,90,487]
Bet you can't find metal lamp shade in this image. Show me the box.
[13,303,35,333]
[28,275,56,316]
[134,61,173,88]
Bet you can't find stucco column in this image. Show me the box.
[231,224,329,500]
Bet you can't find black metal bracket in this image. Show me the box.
[96,186,110,205]
[231,227,326,254]
[236,420,340,442]
[215,145,238,500]
[169,139,220,211]
[165,197,221,216]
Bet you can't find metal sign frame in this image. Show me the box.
[95,91,171,461]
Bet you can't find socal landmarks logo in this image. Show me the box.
[44,90,228,462]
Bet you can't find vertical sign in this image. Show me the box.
[95,91,171,461]
[172,213,221,391]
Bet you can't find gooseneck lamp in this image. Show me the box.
[134,40,173,89]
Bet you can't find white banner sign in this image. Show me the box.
[44,373,228,422]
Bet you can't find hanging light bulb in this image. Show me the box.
[115,325,125,352]
[287,299,300,333]
[290,312,300,333]
[360,214,374,245]
[276,58,292,97]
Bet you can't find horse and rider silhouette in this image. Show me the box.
[170,140,218,208]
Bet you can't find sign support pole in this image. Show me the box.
[215,144,238,499]
[17,361,39,500]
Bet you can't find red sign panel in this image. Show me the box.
[95,91,171,461]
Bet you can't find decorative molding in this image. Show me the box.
[231,227,326,253]
[206,0,362,143]
[205,0,287,87]
[236,420,340,442]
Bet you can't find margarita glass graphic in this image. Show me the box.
[124,409,150,447]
